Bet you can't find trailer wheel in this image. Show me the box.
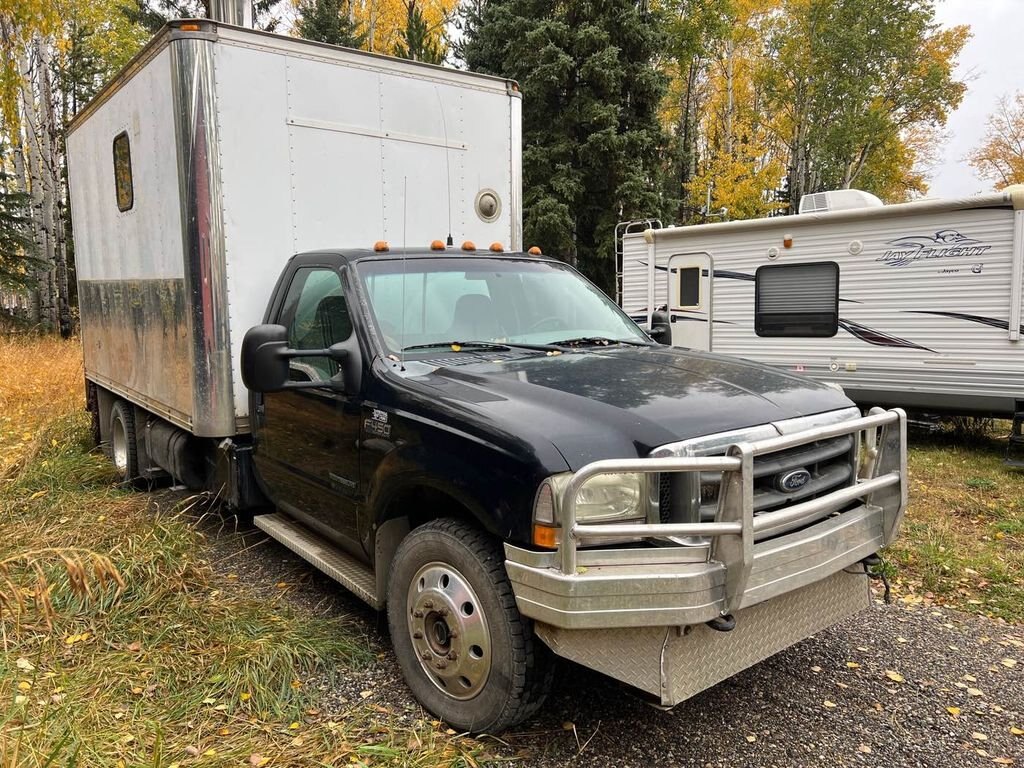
[110,401,139,481]
[387,518,554,733]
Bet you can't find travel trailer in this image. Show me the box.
[620,187,1024,419]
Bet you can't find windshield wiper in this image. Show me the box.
[548,336,651,348]
[401,340,559,353]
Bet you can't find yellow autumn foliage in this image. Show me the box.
[351,0,456,56]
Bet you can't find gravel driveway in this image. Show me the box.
[205,521,1023,768]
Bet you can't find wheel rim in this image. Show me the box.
[407,561,491,700]
[111,414,128,475]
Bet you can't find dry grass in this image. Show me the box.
[0,335,84,477]
[0,336,487,766]
[885,429,1024,624]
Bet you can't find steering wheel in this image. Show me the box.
[524,316,566,334]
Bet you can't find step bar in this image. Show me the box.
[253,513,381,609]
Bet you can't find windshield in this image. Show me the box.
[356,256,650,353]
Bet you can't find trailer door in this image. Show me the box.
[667,252,713,351]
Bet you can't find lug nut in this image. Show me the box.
[435,660,447,670]
[412,631,423,639]
[412,610,423,618]
[449,629,458,638]
[447,651,458,661]
[423,600,434,609]
[421,650,431,660]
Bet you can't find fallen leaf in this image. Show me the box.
[896,636,908,644]
[201,698,217,705]
[885,670,905,683]
[15,658,35,672]
[746,734,757,743]
[846,662,861,669]
[17,681,31,692]
[1010,727,1023,736]
[288,722,300,731]
[992,759,1013,766]
[359,690,372,699]
[184,746,200,757]
[973,732,989,742]
[202,749,217,757]
[14,695,28,705]
[947,707,961,716]
[858,744,872,754]
[967,687,984,697]
[127,642,142,652]
[240,693,251,702]
[811,665,822,673]
[249,756,268,768]
[562,721,575,731]
[1000,659,1017,668]
[218,728,231,736]
[823,700,837,709]
[964,674,978,682]
[29,490,47,500]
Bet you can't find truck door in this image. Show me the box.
[667,252,713,351]
[253,265,363,549]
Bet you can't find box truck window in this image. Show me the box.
[112,132,133,212]
[754,261,839,338]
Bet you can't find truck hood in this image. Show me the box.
[407,346,853,470]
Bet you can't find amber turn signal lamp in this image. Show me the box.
[373,240,389,252]
[430,240,446,251]
[489,242,504,252]
[462,241,477,251]
[179,22,201,31]
[783,234,793,248]
[532,524,560,549]
[528,246,543,256]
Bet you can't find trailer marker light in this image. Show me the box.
[373,240,389,252]
[430,240,446,251]
[461,241,476,251]
[783,234,793,248]
[179,23,201,31]
[489,242,504,252]
[528,246,542,256]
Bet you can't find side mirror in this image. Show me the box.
[241,324,359,394]
[650,308,672,346]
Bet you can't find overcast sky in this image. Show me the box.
[928,0,1024,197]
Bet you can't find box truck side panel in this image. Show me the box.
[69,46,195,427]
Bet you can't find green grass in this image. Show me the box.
[885,427,1024,624]
[0,411,486,767]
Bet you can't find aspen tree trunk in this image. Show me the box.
[17,46,47,326]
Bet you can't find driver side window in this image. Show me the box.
[278,267,351,382]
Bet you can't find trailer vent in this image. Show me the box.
[798,189,884,214]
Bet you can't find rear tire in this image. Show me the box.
[387,518,554,733]
[109,401,139,482]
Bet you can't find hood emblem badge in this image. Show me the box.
[777,468,812,493]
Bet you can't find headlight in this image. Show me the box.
[574,473,646,521]
[533,472,652,534]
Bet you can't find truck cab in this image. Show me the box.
[239,245,907,732]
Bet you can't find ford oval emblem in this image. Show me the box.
[777,469,812,493]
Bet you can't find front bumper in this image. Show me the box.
[504,408,906,630]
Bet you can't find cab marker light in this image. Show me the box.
[462,241,477,251]
[373,240,389,252]
[490,242,504,252]
[528,246,543,256]
[430,240,446,251]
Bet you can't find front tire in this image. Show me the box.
[387,519,554,733]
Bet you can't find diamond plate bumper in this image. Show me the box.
[535,568,870,706]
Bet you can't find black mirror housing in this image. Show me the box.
[241,325,363,395]
[241,324,291,393]
[650,308,672,346]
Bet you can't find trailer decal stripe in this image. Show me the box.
[904,310,1024,335]
[838,319,935,352]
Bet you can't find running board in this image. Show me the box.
[253,513,381,609]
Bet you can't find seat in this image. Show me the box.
[447,294,501,340]
[315,294,352,345]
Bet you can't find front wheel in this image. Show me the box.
[387,519,554,733]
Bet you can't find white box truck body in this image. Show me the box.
[621,189,1024,416]
[67,19,523,437]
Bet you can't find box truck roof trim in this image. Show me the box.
[68,19,520,136]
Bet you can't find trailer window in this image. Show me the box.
[674,266,701,309]
[112,132,134,212]
[755,261,839,337]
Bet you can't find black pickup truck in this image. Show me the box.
[213,247,907,732]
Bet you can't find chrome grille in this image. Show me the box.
[658,434,857,528]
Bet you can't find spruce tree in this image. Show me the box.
[460,0,667,293]
[295,0,364,48]
[395,1,445,64]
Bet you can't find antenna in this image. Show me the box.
[399,176,408,372]
[435,86,454,247]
